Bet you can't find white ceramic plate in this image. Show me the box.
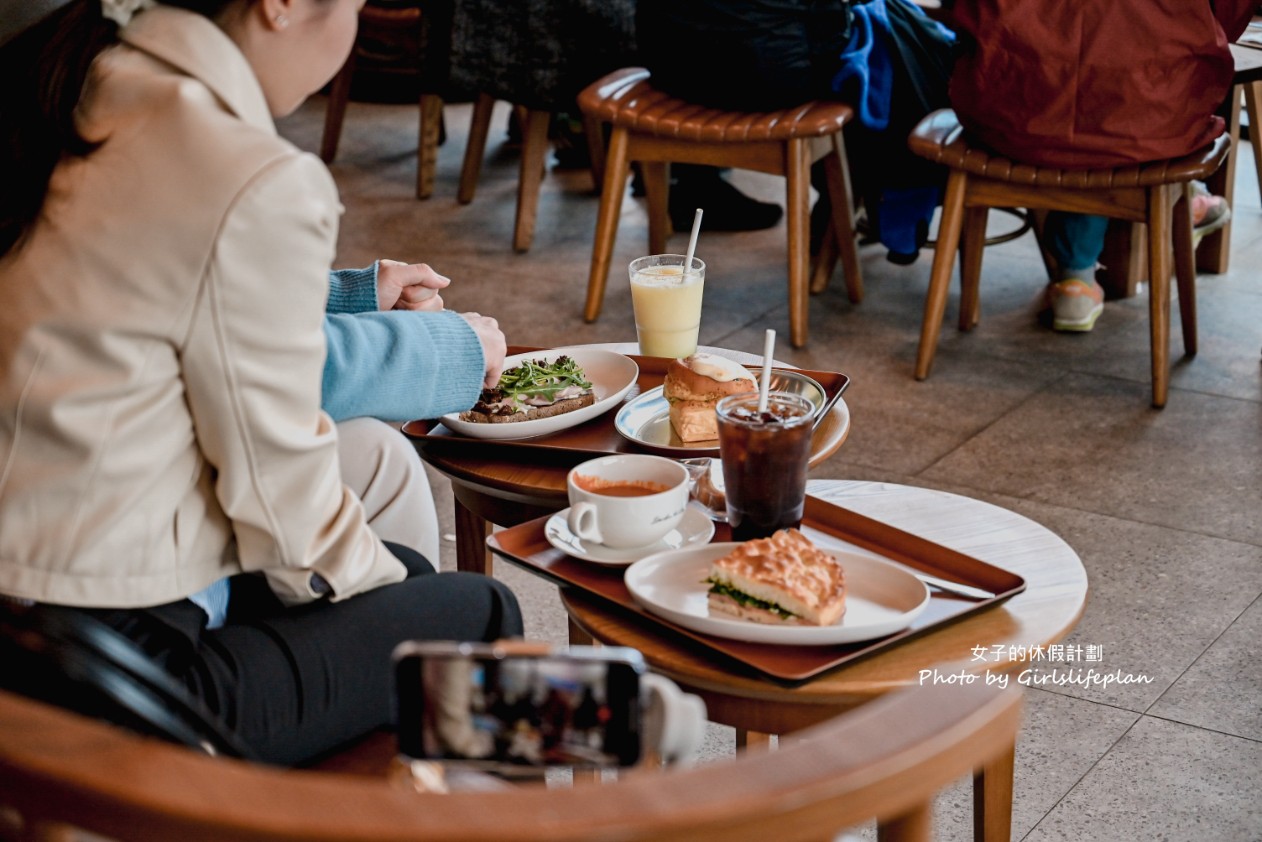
[544,506,716,567]
[614,370,828,454]
[440,349,639,440]
[624,543,930,645]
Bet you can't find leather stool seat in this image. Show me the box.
[578,68,864,348]
[907,108,1230,407]
[582,74,856,143]
[910,109,1230,190]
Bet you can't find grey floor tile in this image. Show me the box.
[944,493,1262,711]
[1022,715,1262,842]
[1150,595,1262,741]
[820,688,1139,842]
[921,373,1262,547]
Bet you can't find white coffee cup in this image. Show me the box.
[566,455,690,549]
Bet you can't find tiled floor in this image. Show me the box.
[279,97,1262,841]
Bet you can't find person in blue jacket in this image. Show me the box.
[636,0,957,263]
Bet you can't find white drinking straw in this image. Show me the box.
[758,328,775,413]
[681,208,703,281]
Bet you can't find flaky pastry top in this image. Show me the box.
[712,528,845,610]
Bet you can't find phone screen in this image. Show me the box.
[395,644,644,771]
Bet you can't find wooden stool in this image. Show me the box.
[577,68,864,349]
[456,96,604,253]
[908,109,1231,408]
[320,2,444,200]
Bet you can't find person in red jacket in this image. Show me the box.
[944,0,1253,331]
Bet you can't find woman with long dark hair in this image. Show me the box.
[0,0,522,766]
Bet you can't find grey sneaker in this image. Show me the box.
[1047,278,1104,332]
[1191,181,1231,247]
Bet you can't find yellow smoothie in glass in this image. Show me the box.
[629,256,705,358]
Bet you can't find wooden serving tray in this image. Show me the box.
[402,349,849,467]
[486,495,1027,685]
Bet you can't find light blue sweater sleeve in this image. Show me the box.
[322,309,485,422]
[327,265,379,314]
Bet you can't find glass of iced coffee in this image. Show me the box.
[715,391,815,541]
[628,255,705,358]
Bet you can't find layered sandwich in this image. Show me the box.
[460,355,594,423]
[663,353,757,442]
[705,529,847,626]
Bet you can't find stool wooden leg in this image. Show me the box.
[513,108,551,253]
[878,803,933,842]
[320,50,357,164]
[810,225,838,295]
[416,93,443,200]
[1197,85,1239,274]
[1246,82,1262,205]
[735,730,773,752]
[458,93,496,205]
[824,134,864,304]
[1028,209,1059,283]
[643,161,671,255]
[973,742,1014,842]
[916,170,967,380]
[583,114,607,192]
[1171,183,1198,356]
[786,137,812,348]
[585,127,631,322]
[1147,185,1173,408]
[958,206,989,331]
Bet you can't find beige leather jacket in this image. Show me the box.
[0,7,404,607]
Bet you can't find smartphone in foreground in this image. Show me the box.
[394,641,645,773]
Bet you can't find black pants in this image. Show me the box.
[83,544,523,766]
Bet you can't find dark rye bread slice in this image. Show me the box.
[459,392,596,424]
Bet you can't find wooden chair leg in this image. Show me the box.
[810,225,839,295]
[583,114,607,192]
[320,50,357,164]
[416,93,443,199]
[735,730,773,752]
[642,161,671,255]
[1171,183,1197,356]
[958,206,989,331]
[1197,84,1239,274]
[973,742,1015,842]
[1028,208,1058,282]
[513,108,551,253]
[1098,220,1146,300]
[878,802,933,842]
[585,127,632,322]
[823,133,864,304]
[1246,81,1262,204]
[1147,185,1173,408]
[915,169,968,380]
[458,93,496,205]
[785,137,812,348]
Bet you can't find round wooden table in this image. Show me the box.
[564,479,1088,842]
[566,479,1087,727]
[418,344,850,574]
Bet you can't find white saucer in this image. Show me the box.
[544,506,716,566]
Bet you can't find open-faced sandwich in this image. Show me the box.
[460,355,595,424]
[663,352,757,442]
[705,528,847,626]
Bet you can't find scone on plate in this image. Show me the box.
[705,529,847,626]
[663,353,756,442]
